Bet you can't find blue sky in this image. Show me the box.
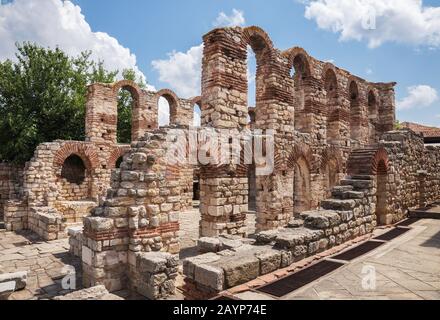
[1,0,440,126]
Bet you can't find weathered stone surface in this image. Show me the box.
[255,250,282,275]
[0,271,27,291]
[194,264,224,291]
[53,285,123,300]
[219,255,260,288]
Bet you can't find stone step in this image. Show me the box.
[350,175,373,181]
[300,210,342,229]
[331,189,365,200]
[321,199,357,211]
[332,185,354,193]
[287,218,304,228]
[340,179,374,190]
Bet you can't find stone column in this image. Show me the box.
[81,131,181,293]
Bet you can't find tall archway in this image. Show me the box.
[156,89,179,127]
[113,80,141,143]
[376,159,388,225]
[290,53,312,133]
[293,157,311,216]
[242,27,274,232]
[324,67,339,144]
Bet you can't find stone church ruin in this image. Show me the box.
[1,26,440,300]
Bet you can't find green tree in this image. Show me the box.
[117,68,147,144]
[0,42,117,164]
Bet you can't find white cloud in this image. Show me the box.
[151,44,203,98]
[397,85,438,110]
[151,8,246,98]
[213,9,246,27]
[303,0,440,48]
[0,0,151,87]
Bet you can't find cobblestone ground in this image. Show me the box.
[0,207,257,300]
[0,230,82,300]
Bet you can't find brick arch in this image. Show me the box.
[347,78,360,101]
[242,26,274,57]
[320,146,343,173]
[53,143,100,172]
[367,88,378,115]
[372,148,389,175]
[323,64,339,93]
[155,89,180,125]
[108,146,130,169]
[347,147,389,176]
[283,47,313,79]
[282,143,314,173]
[190,96,202,108]
[112,80,141,98]
[112,80,145,142]
[190,96,202,127]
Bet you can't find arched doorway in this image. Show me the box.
[349,80,361,141]
[59,154,91,201]
[376,159,388,225]
[114,81,141,144]
[324,159,339,198]
[293,157,311,216]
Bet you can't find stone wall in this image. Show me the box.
[2,80,195,239]
[380,130,440,223]
[0,164,23,220]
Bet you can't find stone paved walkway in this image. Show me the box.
[282,218,440,300]
[0,230,82,300]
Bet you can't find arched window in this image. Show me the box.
[116,85,139,144]
[193,102,201,127]
[61,155,86,185]
[158,96,170,127]
[368,91,378,117]
[115,156,124,169]
[157,90,179,127]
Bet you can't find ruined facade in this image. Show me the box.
[1,26,440,299]
[0,80,197,241]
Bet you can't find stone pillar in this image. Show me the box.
[199,28,249,237]
[80,131,181,294]
[85,83,117,144]
[378,83,397,135]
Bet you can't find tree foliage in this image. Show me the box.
[0,42,145,163]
